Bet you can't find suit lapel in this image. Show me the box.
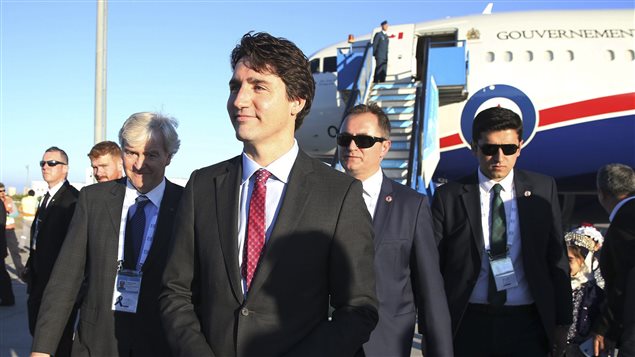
[460,174,485,256]
[513,170,533,253]
[106,179,126,239]
[372,175,394,248]
[215,157,244,302]
[248,152,313,295]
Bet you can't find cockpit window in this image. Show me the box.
[323,56,337,73]
[310,58,320,73]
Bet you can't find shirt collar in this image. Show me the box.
[478,168,514,194]
[125,177,166,208]
[610,195,635,222]
[241,140,299,184]
[362,168,383,199]
[47,180,66,198]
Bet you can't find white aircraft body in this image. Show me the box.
[296,8,635,196]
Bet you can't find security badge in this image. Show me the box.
[112,268,143,313]
[488,248,519,291]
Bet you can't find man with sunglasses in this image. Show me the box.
[25,146,79,356]
[431,106,572,356]
[338,103,453,357]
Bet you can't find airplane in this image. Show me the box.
[295,6,635,223]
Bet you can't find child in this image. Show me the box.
[565,225,606,357]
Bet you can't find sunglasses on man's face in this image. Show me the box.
[478,144,519,156]
[39,160,67,168]
[337,133,387,149]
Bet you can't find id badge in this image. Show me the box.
[489,256,518,292]
[112,269,142,313]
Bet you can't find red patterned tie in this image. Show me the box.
[242,169,272,290]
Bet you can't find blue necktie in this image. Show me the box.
[125,195,149,269]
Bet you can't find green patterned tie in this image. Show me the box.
[488,183,507,306]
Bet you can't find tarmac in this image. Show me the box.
[0,233,31,357]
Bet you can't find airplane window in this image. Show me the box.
[544,50,554,61]
[323,56,337,73]
[566,50,574,61]
[605,50,615,61]
[486,52,495,62]
[524,51,533,62]
[310,58,320,73]
[504,51,513,62]
[628,50,635,61]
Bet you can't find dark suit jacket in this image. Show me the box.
[594,198,635,343]
[26,181,79,301]
[620,265,635,355]
[32,178,183,356]
[372,31,389,62]
[431,169,572,343]
[363,175,452,357]
[159,151,378,357]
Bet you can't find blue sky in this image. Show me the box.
[1,0,632,191]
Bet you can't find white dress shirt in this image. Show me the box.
[469,169,534,305]
[42,180,66,208]
[361,169,383,219]
[237,140,299,293]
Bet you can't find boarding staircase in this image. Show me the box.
[370,81,419,185]
[334,38,468,194]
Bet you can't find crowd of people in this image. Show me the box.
[1,31,634,357]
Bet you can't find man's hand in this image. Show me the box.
[550,324,568,357]
[594,334,605,356]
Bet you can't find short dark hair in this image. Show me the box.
[0,182,4,189]
[597,163,635,198]
[471,107,523,146]
[344,103,391,137]
[28,189,35,196]
[230,32,315,131]
[88,141,122,160]
[45,146,69,164]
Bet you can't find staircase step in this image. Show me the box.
[370,94,416,102]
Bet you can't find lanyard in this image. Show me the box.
[116,198,159,271]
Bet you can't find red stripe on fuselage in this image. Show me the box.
[440,92,635,149]
[538,93,635,126]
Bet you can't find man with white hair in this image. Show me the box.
[31,112,183,357]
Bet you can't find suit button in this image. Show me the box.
[241,307,249,316]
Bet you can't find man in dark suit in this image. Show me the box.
[431,107,572,356]
[30,112,183,357]
[620,266,635,356]
[25,147,79,356]
[593,163,635,356]
[372,20,389,83]
[159,32,378,357]
[338,103,453,356]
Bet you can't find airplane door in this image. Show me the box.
[373,23,415,81]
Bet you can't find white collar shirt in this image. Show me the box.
[43,180,65,208]
[469,169,533,305]
[361,168,383,219]
[118,178,166,267]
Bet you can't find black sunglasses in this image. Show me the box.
[40,160,67,168]
[337,133,387,149]
[479,144,519,156]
